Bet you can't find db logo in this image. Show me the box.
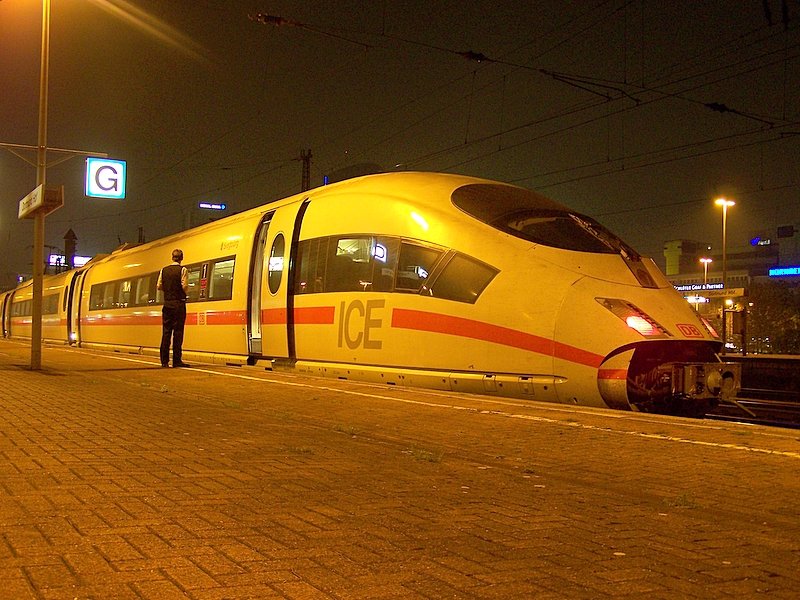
[677,323,703,337]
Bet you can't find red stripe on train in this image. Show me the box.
[598,368,628,380]
[391,308,605,369]
[262,306,335,325]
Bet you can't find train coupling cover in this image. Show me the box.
[663,361,742,401]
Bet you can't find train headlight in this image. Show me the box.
[625,315,658,336]
[597,298,670,338]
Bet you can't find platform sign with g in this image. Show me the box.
[85,157,127,199]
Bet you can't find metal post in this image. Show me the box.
[720,205,727,355]
[31,0,51,370]
[715,198,734,355]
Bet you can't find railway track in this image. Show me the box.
[707,388,800,428]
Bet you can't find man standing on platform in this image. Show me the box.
[157,249,191,368]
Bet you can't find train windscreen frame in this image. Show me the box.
[452,183,641,258]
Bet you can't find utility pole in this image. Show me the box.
[300,149,312,192]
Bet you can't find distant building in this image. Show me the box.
[663,227,799,354]
[662,240,713,277]
[663,225,798,286]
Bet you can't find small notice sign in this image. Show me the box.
[18,185,64,219]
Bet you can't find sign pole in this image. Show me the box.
[30,0,51,370]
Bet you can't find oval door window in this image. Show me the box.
[267,234,285,294]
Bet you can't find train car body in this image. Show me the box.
[2,172,740,415]
[1,269,81,345]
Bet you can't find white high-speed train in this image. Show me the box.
[0,172,740,415]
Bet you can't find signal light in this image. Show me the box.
[625,315,658,336]
[597,298,670,338]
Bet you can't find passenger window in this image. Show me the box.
[135,276,152,306]
[186,266,202,302]
[268,235,285,295]
[294,238,326,295]
[326,237,373,292]
[427,254,497,304]
[324,236,397,292]
[90,285,103,310]
[102,282,117,309]
[209,258,235,300]
[396,242,443,291]
[118,280,132,308]
[370,237,399,292]
[43,294,58,315]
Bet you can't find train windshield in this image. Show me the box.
[452,183,639,257]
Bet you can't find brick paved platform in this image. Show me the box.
[1,339,799,599]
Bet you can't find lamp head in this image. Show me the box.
[714,197,735,208]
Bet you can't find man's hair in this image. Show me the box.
[172,249,184,262]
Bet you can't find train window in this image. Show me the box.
[427,254,497,304]
[208,258,235,300]
[396,242,443,291]
[134,275,154,306]
[294,238,326,294]
[43,294,60,315]
[118,280,132,308]
[452,183,639,256]
[268,235,285,295]
[326,238,355,292]
[371,237,399,292]
[102,282,117,309]
[89,285,103,310]
[186,266,202,303]
[13,300,32,317]
[326,237,378,292]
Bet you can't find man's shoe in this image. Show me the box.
[161,363,169,368]
[173,362,191,368]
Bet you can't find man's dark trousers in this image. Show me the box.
[160,302,187,366]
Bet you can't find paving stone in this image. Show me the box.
[1,341,799,598]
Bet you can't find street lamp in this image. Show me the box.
[715,198,735,353]
[698,257,712,312]
[699,257,712,288]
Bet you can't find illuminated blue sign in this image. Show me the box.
[769,266,800,277]
[199,202,226,210]
[85,157,126,199]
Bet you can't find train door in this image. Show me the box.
[248,213,272,355]
[64,271,80,345]
[69,269,88,345]
[1,292,9,337]
[248,200,308,360]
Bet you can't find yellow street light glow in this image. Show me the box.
[714,197,735,208]
[699,256,712,290]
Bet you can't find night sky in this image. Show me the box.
[1,0,798,285]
